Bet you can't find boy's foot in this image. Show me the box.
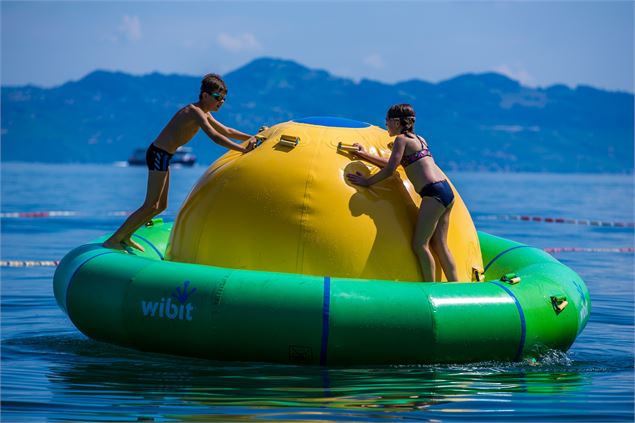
[120,243,136,255]
[123,237,145,253]
[103,239,126,251]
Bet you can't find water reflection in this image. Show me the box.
[3,334,591,422]
[3,167,632,422]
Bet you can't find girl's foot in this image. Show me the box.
[123,237,145,253]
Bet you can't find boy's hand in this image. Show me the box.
[244,138,257,152]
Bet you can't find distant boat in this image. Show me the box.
[127,146,196,167]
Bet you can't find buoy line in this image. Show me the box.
[0,210,180,219]
[3,247,634,268]
[0,210,130,218]
[477,214,634,228]
[0,211,80,218]
[544,247,635,254]
[4,210,633,229]
[1,260,61,267]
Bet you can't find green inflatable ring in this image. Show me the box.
[53,219,590,365]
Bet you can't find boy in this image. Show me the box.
[103,73,256,252]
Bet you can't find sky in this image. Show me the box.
[1,1,633,92]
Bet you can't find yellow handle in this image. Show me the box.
[253,135,266,148]
[279,135,299,147]
[337,142,360,152]
[500,273,520,284]
[550,296,568,314]
[472,267,484,282]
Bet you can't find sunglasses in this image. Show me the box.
[208,92,226,102]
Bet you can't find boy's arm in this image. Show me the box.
[193,109,251,153]
[207,113,253,141]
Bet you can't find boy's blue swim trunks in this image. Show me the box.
[146,143,173,171]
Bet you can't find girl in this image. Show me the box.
[346,104,458,281]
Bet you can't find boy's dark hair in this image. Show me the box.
[200,73,227,100]
[387,104,416,134]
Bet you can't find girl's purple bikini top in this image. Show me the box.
[400,135,432,167]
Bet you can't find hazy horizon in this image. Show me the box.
[3,56,634,95]
[2,1,633,92]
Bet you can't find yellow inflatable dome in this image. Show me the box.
[167,117,482,282]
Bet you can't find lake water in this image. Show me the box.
[1,162,633,422]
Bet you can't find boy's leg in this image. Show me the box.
[103,170,170,251]
[122,169,170,251]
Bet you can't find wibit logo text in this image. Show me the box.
[141,280,197,321]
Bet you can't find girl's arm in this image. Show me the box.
[207,113,253,141]
[347,137,406,187]
[351,144,390,168]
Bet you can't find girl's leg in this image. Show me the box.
[103,170,170,251]
[412,198,446,281]
[430,203,459,281]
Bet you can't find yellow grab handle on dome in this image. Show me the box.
[254,135,266,148]
[472,267,484,282]
[279,135,299,148]
[337,142,360,152]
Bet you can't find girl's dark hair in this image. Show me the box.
[387,104,416,134]
[200,73,227,100]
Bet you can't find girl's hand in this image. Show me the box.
[346,171,370,187]
[350,143,366,158]
[352,143,365,153]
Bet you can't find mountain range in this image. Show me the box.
[2,57,633,173]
